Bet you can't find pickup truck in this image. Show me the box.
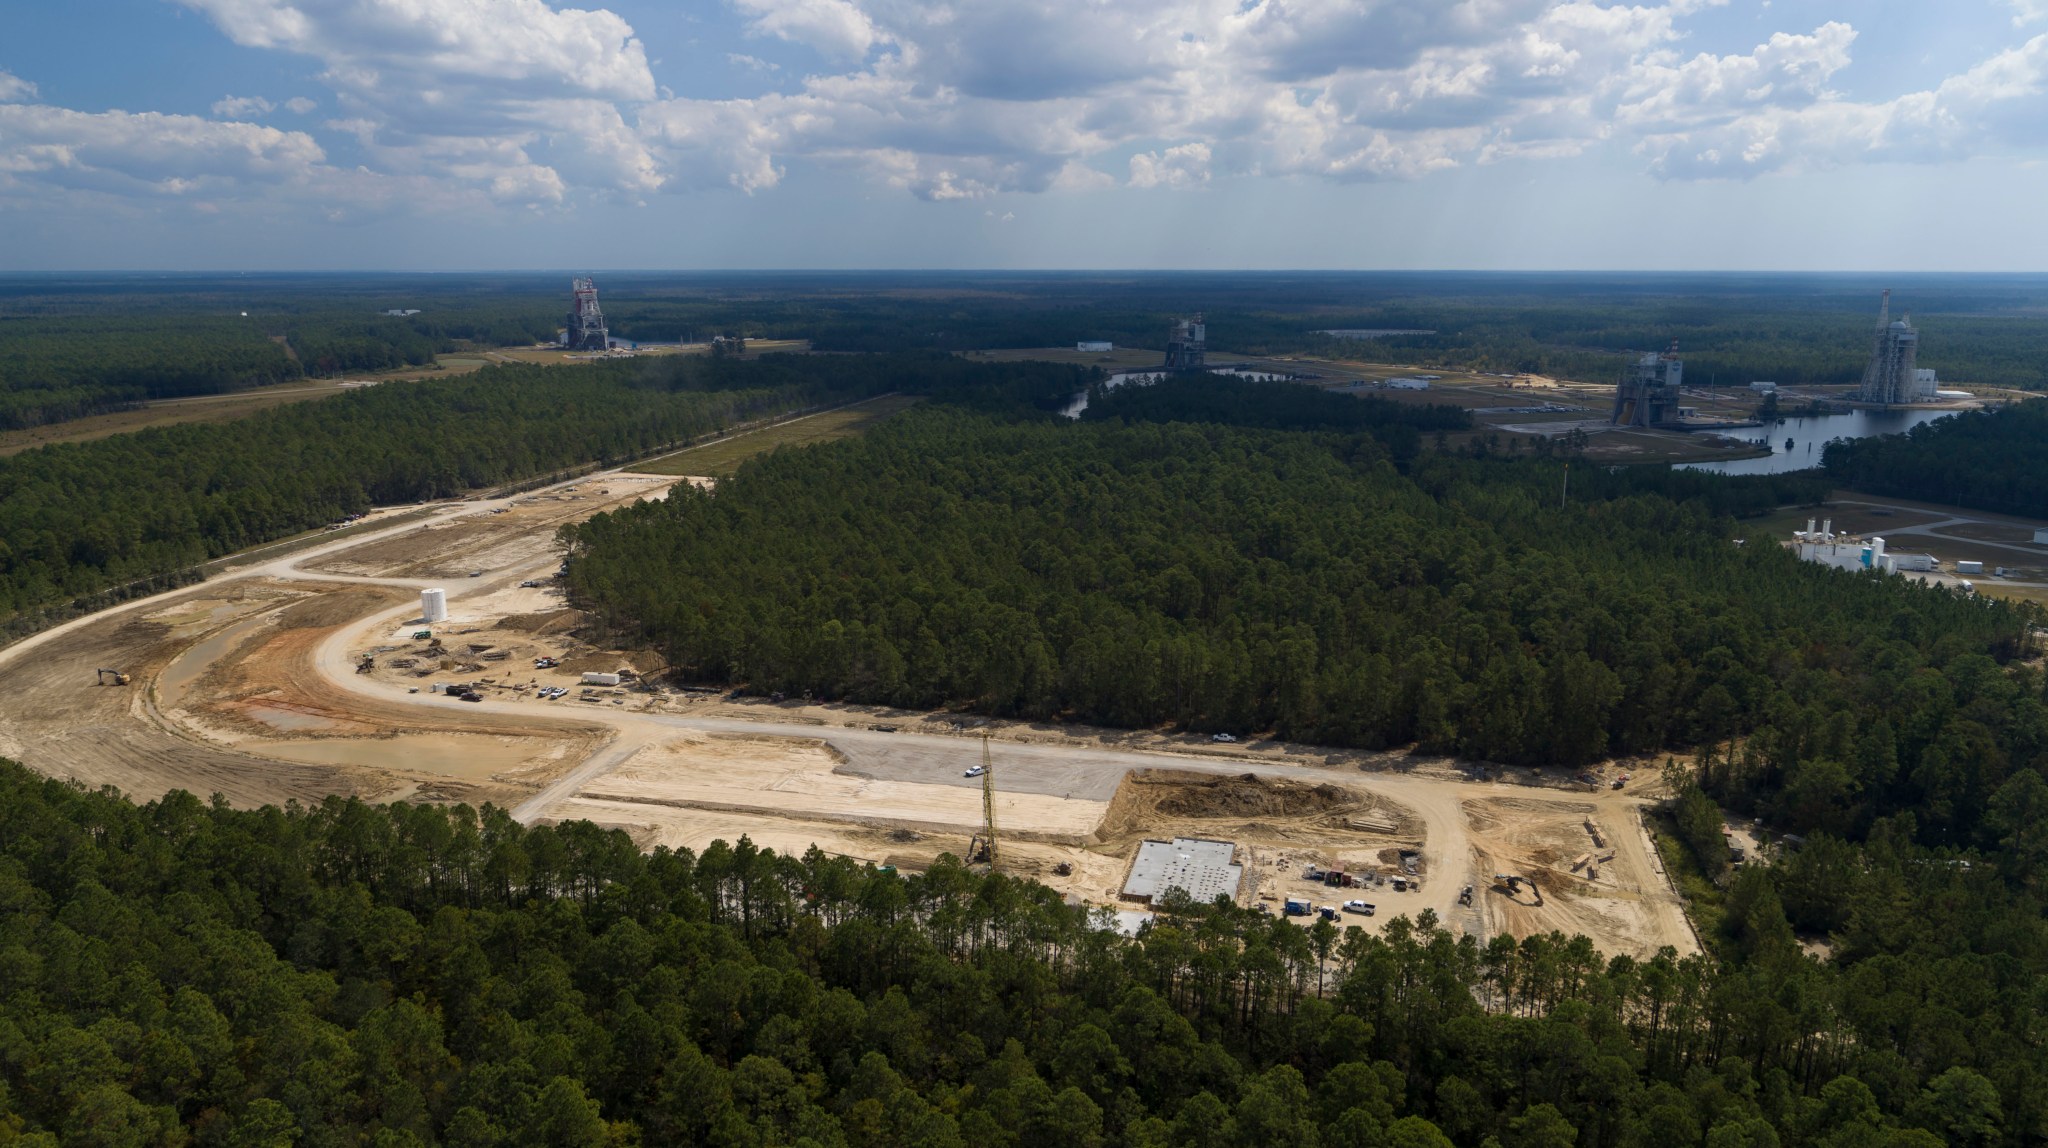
[1342,900,1376,916]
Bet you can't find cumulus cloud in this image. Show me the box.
[731,0,882,61]
[27,0,2048,219]
[1129,142,1212,188]
[628,0,2048,195]
[175,0,661,200]
[1636,30,2048,178]
[0,103,323,199]
[2008,0,2048,26]
[212,95,275,118]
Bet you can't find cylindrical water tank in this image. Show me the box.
[421,588,448,624]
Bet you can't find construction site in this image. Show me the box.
[0,417,1699,958]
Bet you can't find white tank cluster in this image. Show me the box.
[420,588,448,624]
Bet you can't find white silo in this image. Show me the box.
[420,588,448,624]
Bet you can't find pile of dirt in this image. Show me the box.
[498,608,587,635]
[1098,769,1361,840]
[1153,772,1355,818]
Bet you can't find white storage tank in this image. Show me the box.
[420,588,448,623]
[581,672,621,686]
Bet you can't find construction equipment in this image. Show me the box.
[1458,885,1474,906]
[412,630,433,640]
[95,668,130,686]
[1492,873,1545,907]
[966,734,999,868]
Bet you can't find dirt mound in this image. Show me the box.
[499,608,587,635]
[1098,769,1362,841]
[1153,772,1354,818]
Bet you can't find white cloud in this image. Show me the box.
[212,95,275,118]
[626,0,2048,196]
[0,102,324,199]
[175,0,661,201]
[1129,142,1212,188]
[2008,0,2048,26]
[1636,30,2048,178]
[731,0,882,61]
[24,0,2048,222]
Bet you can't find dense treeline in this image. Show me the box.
[1822,401,2048,517]
[1083,375,1469,461]
[0,757,2032,1147]
[0,316,302,429]
[0,354,1082,623]
[17,271,2048,435]
[563,404,2029,769]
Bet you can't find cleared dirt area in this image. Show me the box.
[0,412,1698,957]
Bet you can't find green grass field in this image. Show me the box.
[629,394,922,477]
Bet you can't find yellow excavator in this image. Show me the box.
[96,668,130,686]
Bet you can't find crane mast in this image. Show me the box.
[969,734,999,869]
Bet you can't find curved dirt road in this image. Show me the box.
[0,460,1697,956]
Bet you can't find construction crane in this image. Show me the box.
[967,734,999,869]
[95,668,130,686]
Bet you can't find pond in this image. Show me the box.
[1677,407,1959,475]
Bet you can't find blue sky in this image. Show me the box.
[3,0,2048,270]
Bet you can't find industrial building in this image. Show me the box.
[1791,521,1934,575]
[1858,291,1937,404]
[1164,315,1206,371]
[1611,341,1685,427]
[1076,341,1113,352]
[1121,837,1243,905]
[563,277,609,352]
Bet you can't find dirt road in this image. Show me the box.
[0,457,1699,957]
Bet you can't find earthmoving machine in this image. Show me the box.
[95,668,130,686]
[356,655,376,675]
[1492,873,1544,907]
[966,735,999,869]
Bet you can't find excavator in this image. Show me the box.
[95,668,130,686]
[1491,872,1544,907]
